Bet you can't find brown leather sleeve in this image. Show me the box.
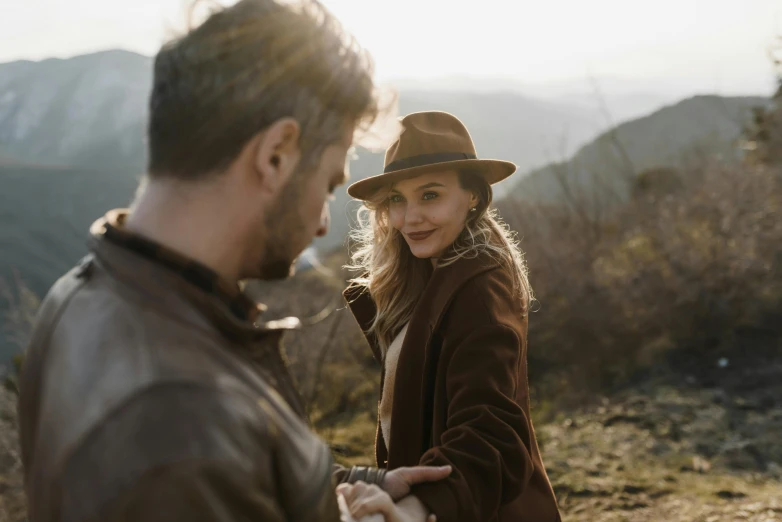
[59,382,341,522]
[108,460,287,522]
[411,271,534,522]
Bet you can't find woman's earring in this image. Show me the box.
[470,207,477,212]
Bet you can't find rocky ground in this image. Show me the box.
[328,348,782,522]
[1,352,780,522]
[541,381,782,521]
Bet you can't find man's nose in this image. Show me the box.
[315,203,330,238]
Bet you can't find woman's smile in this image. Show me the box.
[406,229,436,241]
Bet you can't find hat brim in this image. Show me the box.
[346,158,516,200]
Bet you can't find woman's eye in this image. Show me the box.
[388,194,404,204]
[422,192,438,201]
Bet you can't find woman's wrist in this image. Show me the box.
[346,466,387,486]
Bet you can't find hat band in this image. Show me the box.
[383,152,477,173]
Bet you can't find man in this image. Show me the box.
[16,1,449,520]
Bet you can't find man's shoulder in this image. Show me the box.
[21,254,282,472]
[32,256,96,331]
[40,254,227,371]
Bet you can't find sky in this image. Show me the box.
[0,0,780,96]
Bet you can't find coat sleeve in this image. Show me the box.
[410,273,535,522]
[108,460,291,522]
[59,383,343,522]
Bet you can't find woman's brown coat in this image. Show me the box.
[343,253,561,522]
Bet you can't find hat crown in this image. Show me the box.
[384,111,477,168]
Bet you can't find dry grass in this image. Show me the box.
[543,379,782,521]
[0,388,25,522]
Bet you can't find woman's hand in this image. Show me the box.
[381,465,451,501]
[336,482,436,522]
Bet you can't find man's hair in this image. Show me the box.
[147,0,379,179]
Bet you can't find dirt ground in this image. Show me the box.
[2,354,780,522]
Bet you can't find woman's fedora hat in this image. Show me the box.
[347,110,516,200]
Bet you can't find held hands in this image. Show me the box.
[337,464,451,522]
[337,482,434,522]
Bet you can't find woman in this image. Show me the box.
[339,111,561,522]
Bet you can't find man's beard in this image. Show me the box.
[258,175,305,280]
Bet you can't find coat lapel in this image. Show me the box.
[343,255,500,468]
[343,283,381,363]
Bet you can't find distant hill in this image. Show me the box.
[392,74,682,125]
[0,50,150,170]
[509,94,769,207]
[0,164,142,360]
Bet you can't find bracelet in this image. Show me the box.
[347,466,387,486]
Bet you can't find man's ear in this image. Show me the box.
[253,117,302,194]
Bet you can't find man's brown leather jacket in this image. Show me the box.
[17,210,378,522]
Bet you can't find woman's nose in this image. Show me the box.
[404,203,424,225]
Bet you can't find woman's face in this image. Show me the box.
[387,170,478,261]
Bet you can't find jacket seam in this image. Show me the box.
[22,269,89,477]
[290,447,335,519]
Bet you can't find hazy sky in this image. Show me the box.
[1,0,780,95]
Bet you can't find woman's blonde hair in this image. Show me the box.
[347,169,533,353]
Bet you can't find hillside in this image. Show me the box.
[0,50,150,170]
[392,74,680,125]
[0,165,141,360]
[512,94,768,206]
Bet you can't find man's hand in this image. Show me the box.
[380,465,452,500]
[338,490,384,522]
[336,482,435,522]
